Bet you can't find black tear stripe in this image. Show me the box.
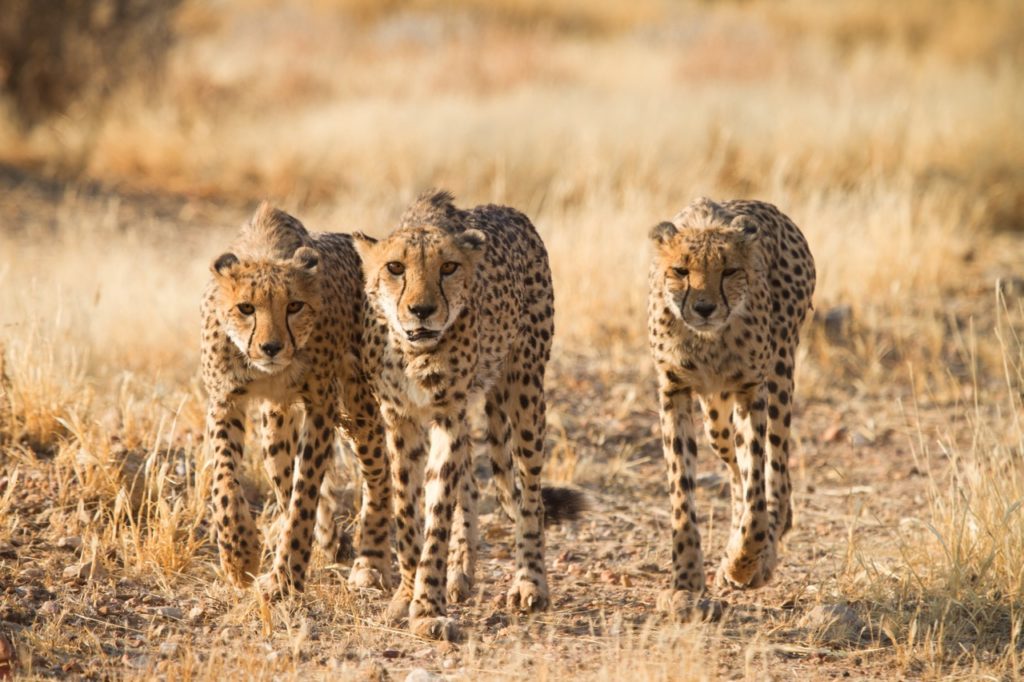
[681,287,691,317]
[396,273,407,313]
[439,275,451,322]
[245,282,257,355]
[246,316,256,356]
[285,311,297,351]
[719,274,732,317]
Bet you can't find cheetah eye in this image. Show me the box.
[386,262,405,276]
[440,262,459,276]
[287,301,305,314]
[722,268,739,277]
[673,267,689,278]
[236,303,255,316]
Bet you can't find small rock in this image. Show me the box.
[405,668,442,682]
[62,561,107,582]
[799,603,867,643]
[599,570,617,584]
[56,536,82,551]
[187,606,205,621]
[157,607,183,620]
[382,649,401,660]
[696,472,724,489]
[158,641,179,658]
[851,431,873,447]
[19,567,42,580]
[38,601,60,617]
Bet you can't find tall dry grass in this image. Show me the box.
[836,294,1024,677]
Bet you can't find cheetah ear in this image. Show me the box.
[212,252,239,277]
[649,221,678,245]
[457,229,486,252]
[351,232,378,261]
[730,215,760,239]
[292,246,319,273]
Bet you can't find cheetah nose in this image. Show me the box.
[408,303,437,321]
[260,341,283,357]
[693,302,718,318]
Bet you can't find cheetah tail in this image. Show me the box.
[487,456,589,526]
[541,486,590,527]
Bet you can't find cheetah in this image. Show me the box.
[200,202,392,597]
[647,197,815,616]
[352,190,583,640]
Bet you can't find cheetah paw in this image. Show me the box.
[656,589,727,623]
[716,542,778,589]
[506,577,549,613]
[446,569,474,604]
[410,615,460,641]
[255,570,293,601]
[348,558,391,591]
[219,551,259,588]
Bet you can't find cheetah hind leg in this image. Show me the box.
[716,393,778,590]
[446,461,478,604]
[313,451,361,566]
[311,441,386,590]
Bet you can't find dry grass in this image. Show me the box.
[1,0,1023,679]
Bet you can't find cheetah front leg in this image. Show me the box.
[259,401,302,556]
[207,400,260,586]
[765,356,796,539]
[446,462,478,605]
[407,419,468,641]
[340,380,393,591]
[383,415,426,626]
[257,393,337,598]
[505,371,551,613]
[717,388,776,589]
[700,395,743,539]
[654,383,718,619]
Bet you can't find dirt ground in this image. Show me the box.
[1,169,1022,681]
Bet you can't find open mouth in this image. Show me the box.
[406,328,440,342]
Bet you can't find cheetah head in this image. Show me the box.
[650,197,763,335]
[353,225,486,352]
[210,245,322,374]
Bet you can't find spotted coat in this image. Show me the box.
[647,197,815,614]
[353,190,557,640]
[200,203,392,597]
